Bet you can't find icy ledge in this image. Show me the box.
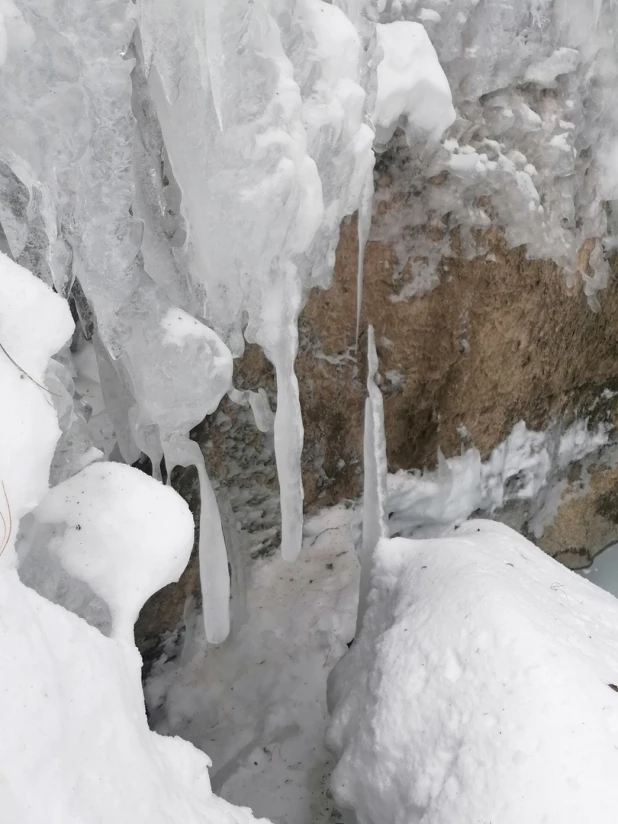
[327,519,618,824]
[0,254,270,824]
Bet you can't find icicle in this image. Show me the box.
[195,0,225,132]
[228,387,274,433]
[272,352,304,563]
[357,324,388,632]
[355,166,375,347]
[219,491,248,633]
[163,433,230,645]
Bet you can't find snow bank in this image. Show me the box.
[327,519,618,824]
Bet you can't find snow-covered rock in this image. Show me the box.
[327,519,618,824]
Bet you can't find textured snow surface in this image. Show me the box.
[146,506,359,824]
[328,519,618,824]
[20,462,195,639]
[0,569,272,824]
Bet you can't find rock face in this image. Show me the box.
[136,150,618,661]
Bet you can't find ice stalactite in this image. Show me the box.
[357,326,388,632]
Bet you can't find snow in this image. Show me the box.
[373,21,455,147]
[0,568,272,824]
[0,258,273,824]
[3,2,618,820]
[22,462,195,640]
[327,519,618,824]
[0,252,73,547]
[146,505,359,824]
[387,418,610,539]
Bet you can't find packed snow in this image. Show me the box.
[327,520,618,824]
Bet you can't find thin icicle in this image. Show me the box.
[355,166,375,347]
[219,491,248,634]
[357,325,388,632]
[163,433,230,645]
[273,353,305,563]
[195,0,225,132]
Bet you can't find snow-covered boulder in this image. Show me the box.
[327,519,618,824]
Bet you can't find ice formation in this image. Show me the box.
[358,326,388,627]
[373,21,455,147]
[386,418,610,539]
[327,519,618,824]
[0,256,272,823]
[4,0,612,645]
[371,0,618,305]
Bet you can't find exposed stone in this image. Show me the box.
[538,461,618,570]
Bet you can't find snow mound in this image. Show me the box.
[21,461,195,639]
[327,519,618,824]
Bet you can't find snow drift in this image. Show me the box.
[327,519,618,824]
